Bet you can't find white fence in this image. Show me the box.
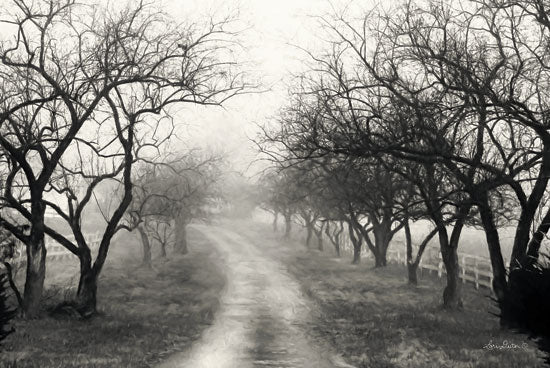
[386,249,494,289]
[337,232,494,290]
[12,232,102,265]
[47,232,102,261]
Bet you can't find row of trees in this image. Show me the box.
[123,152,222,269]
[0,0,246,318]
[259,0,550,340]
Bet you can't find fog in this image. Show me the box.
[1,0,549,367]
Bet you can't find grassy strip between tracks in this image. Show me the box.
[234,219,548,368]
[0,227,225,368]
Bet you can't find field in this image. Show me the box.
[0,228,225,368]
[236,218,548,368]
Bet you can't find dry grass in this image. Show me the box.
[233,219,548,368]
[0,227,225,368]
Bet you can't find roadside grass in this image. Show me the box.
[233,219,547,368]
[0,227,225,368]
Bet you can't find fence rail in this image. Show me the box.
[46,232,102,261]
[337,231,494,290]
[11,232,102,265]
[386,249,494,289]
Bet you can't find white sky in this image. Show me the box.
[0,0,378,175]
[161,0,375,175]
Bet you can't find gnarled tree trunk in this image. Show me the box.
[22,225,47,318]
[441,240,461,309]
[477,193,508,306]
[348,221,362,264]
[404,219,417,285]
[76,248,97,318]
[437,206,469,309]
[371,219,393,268]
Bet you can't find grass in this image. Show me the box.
[234,218,548,368]
[0,227,225,368]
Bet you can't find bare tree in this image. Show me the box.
[0,0,247,317]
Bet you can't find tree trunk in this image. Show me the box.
[352,244,361,264]
[175,222,188,254]
[76,249,97,318]
[159,241,167,258]
[314,222,325,251]
[374,251,386,267]
[372,225,390,267]
[437,211,467,309]
[334,223,342,257]
[510,152,550,269]
[441,243,461,309]
[76,274,97,318]
[159,222,168,258]
[477,194,508,305]
[409,227,438,287]
[422,166,465,309]
[407,263,418,285]
[526,205,550,263]
[404,219,418,285]
[305,224,313,248]
[22,232,46,318]
[325,221,342,257]
[316,231,324,251]
[348,222,362,264]
[138,226,152,268]
[272,212,278,232]
[284,213,292,239]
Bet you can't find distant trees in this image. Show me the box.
[221,172,261,219]
[259,170,301,240]
[162,154,222,255]
[122,151,222,267]
[0,0,246,317]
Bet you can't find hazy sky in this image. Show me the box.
[162,0,365,175]
[0,0,375,175]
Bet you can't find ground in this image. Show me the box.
[1,219,548,368]
[0,228,225,368]
[232,219,548,368]
[158,224,350,368]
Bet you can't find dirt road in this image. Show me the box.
[158,225,351,368]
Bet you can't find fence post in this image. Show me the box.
[438,259,443,278]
